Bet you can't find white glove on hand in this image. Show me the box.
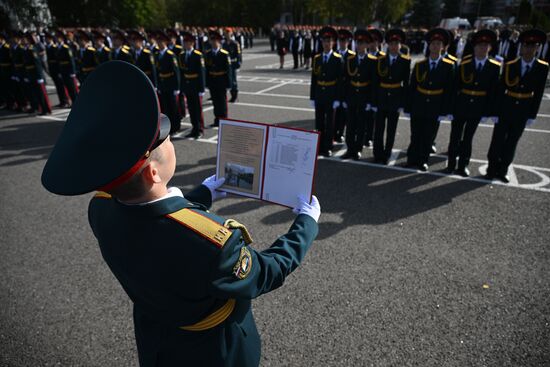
[489,116,498,124]
[173,90,180,96]
[480,116,488,123]
[447,114,453,121]
[37,79,44,84]
[310,100,315,108]
[342,101,348,109]
[526,119,535,126]
[332,101,340,109]
[437,115,447,122]
[398,108,404,113]
[199,92,205,97]
[69,74,76,78]
[292,195,321,222]
[403,112,410,118]
[202,175,227,201]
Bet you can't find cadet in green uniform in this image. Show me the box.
[406,28,454,171]
[41,60,320,367]
[92,30,112,64]
[55,29,80,104]
[334,28,355,144]
[372,29,411,164]
[129,30,157,89]
[310,26,343,157]
[44,31,70,108]
[76,30,98,82]
[180,31,206,138]
[204,30,232,127]
[222,28,242,103]
[156,31,181,134]
[22,32,52,115]
[446,30,501,177]
[341,29,376,160]
[486,29,549,183]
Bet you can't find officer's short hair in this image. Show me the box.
[108,147,164,201]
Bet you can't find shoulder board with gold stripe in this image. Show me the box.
[122,45,131,50]
[442,57,454,65]
[121,48,129,54]
[63,44,69,49]
[193,49,202,55]
[143,48,151,53]
[333,52,342,58]
[399,54,411,60]
[460,58,472,65]
[489,58,501,67]
[166,49,174,55]
[378,51,386,57]
[348,50,356,56]
[104,47,111,52]
[446,54,458,61]
[87,46,96,51]
[94,191,112,199]
[167,209,233,248]
[537,58,549,66]
[220,49,229,54]
[175,45,182,49]
[367,54,377,60]
[314,54,321,59]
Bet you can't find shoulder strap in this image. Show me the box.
[167,209,233,248]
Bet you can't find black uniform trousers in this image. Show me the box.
[185,92,204,134]
[210,87,228,124]
[292,50,299,69]
[159,89,180,134]
[61,73,79,103]
[363,110,375,144]
[374,109,400,161]
[24,80,51,114]
[51,72,69,105]
[229,66,238,93]
[345,102,367,154]
[315,101,335,153]
[447,117,481,169]
[11,77,27,110]
[334,106,346,140]
[407,115,439,166]
[178,93,187,119]
[487,116,527,176]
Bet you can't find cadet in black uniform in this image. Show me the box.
[486,29,549,183]
[223,28,242,103]
[180,31,206,138]
[10,31,29,112]
[129,30,157,88]
[205,30,232,127]
[310,27,343,157]
[406,28,454,171]
[446,30,501,177]
[365,28,385,147]
[372,29,411,164]
[76,30,98,82]
[156,31,181,134]
[111,30,134,64]
[55,30,80,105]
[92,30,111,64]
[0,31,14,109]
[341,29,376,160]
[44,31,70,108]
[22,32,52,115]
[333,28,355,144]
[41,60,320,367]
[166,29,186,119]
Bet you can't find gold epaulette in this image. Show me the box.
[489,58,501,67]
[166,49,174,55]
[175,44,182,49]
[446,54,458,61]
[368,53,377,60]
[314,54,321,59]
[167,209,233,248]
[400,54,411,60]
[333,52,342,58]
[442,57,454,65]
[220,49,229,54]
[378,51,386,57]
[104,47,111,52]
[143,48,151,53]
[193,49,202,55]
[224,219,253,244]
[122,45,130,50]
[537,58,549,66]
[63,44,69,49]
[87,46,96,51]
[94,191,112,199]
[348,50,356,55]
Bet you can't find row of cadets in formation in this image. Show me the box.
[309,26,548,184]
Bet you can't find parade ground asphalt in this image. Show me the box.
[1,39,549,367]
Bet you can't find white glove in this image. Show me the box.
[447,114,453,121]
[199,92,205,97]
[342,101,348,109]
[480,116,488,123]
[69,74,76,78]
[292,195,321,222]
[489,116,498,124]
[398,108,404,113]
[403,112,410,118]
[332,101,340,109]
[173,90,180,96]
[437,115,447,122]
[37,79,44,84]
[202,175,227,201]
[526,119,535,126]
[310,100,315,107]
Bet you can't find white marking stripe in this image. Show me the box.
[234,102,313,112]
[255,82,292,94]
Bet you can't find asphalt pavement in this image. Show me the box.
[1,39,549,366]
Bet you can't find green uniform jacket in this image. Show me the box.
[373,53,411,112]
[310,51,344,104]
[406,57,455,117]
[453,57,501,119]
[88,185,318,367]
[205,48,232,90]
[156,48,180,92]
[497,57,549,121]
[179,49,206,94]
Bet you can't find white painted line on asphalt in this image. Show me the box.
[507,165,519,185]
[234,102,313,112]
[239,91,309,99]
[255,81,292,94]
[388,150,400,166]
[242,54,274,61]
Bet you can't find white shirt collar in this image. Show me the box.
[339,49,347,55]
[212,47,220,54]
[429,55,441,64]
[323,50,333,58]
[521,58,535,68]
[474,56,487,66]
[120,187,184,206]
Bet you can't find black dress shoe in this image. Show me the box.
[483,173,495,180]
[456,167,470,177]
[209,122,219,128]
[444,166,455,174]
[340,150,353,159]
[185,131,197,138]
[419,163,428,172]
[497,175,510,183]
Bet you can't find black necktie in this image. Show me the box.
[324,55,328,64]
[523,65,530,77]
[477,63,482,72]
[430,61,436,71]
